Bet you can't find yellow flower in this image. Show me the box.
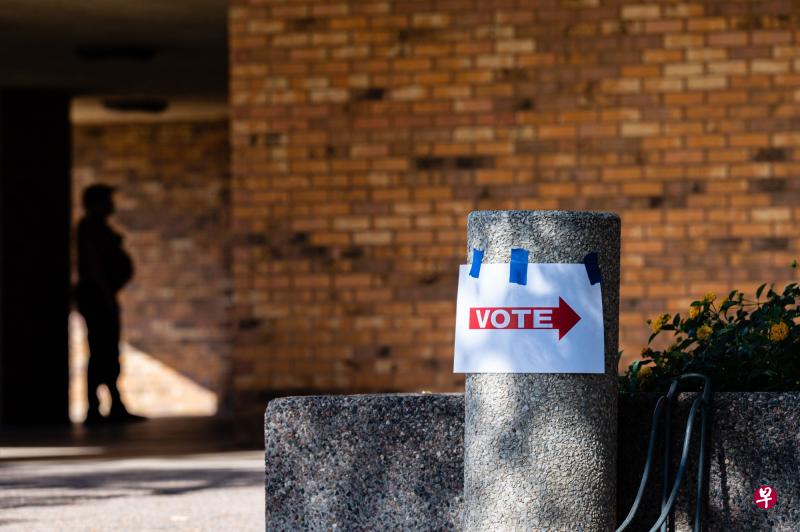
[703,292,716,303]
[650,313,670,333]
[769,322,790,342]
[697,325,713,341]
[639,365,652,379]
[688,305,700,319]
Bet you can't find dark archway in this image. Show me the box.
[0,0,229,428]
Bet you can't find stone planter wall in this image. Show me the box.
[264,394,463,530]
[618,392,800,531]
[265,392,799,531]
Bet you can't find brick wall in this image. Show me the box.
[229,0,800,414]
[72,121,231,413]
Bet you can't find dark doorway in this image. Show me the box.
[0,90,72,425]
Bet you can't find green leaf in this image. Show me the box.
[757,283,767,299]
[767,284,777,298]
[633,277,799,393]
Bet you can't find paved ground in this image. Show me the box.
[0,418,263,531]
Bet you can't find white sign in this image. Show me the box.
[453,263,604,373]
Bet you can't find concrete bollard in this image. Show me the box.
[463,210,620,531]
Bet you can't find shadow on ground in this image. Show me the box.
[0,464,263,510]
[0,415,263,517]
[0,416,255,461]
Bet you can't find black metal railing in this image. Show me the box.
[617,373,712,532]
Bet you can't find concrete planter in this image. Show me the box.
[618,391,800,531]
[264,394,463,531]
[265,392,799,531]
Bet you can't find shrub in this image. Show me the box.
[620,262,800,393]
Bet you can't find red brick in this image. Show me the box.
[227,0,800,416]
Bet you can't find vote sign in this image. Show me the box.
[453,263,604,373]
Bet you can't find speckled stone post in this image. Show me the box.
[463,210,620,531]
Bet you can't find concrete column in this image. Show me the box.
[463,210,620,531]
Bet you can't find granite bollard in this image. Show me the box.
[463,210,620,531]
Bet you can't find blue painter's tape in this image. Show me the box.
[469,248,484,278]
[583,252,602,285]
[509,248,529,285]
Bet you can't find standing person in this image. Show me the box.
[76,184,142,424]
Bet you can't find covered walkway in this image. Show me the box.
[0,418,263,531]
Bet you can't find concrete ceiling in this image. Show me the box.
[0,0,228,102]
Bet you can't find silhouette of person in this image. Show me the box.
[76,184,142,424]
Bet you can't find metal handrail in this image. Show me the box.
[616,373,712,532]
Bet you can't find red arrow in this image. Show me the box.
[552,297,581,340]
[468,297,581,340]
